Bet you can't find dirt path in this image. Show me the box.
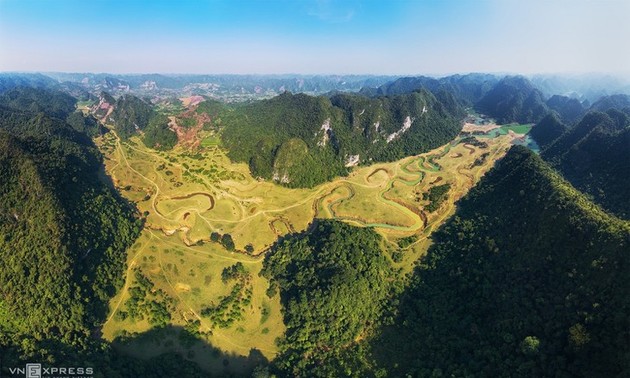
[156,246,277,354]
[103,237,151,325]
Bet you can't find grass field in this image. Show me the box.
[500,123,533,134]
[97,126,520,374]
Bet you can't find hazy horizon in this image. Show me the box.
[1,0,629,75]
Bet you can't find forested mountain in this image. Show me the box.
[374,146,630,376]
[541,110,630,219]
[589,94,630,114]
[262,219,394,377]
[0,87,77,119]
[360,73,498,106]
[366,75,552,125]
[0,90,143,360]
[0,73,59,93]
[476,76,548,123]
[545,94,585,124]
[90,91,177,149]
[530,112,568,148]
[109,94,154,138]
[220,90,464,187]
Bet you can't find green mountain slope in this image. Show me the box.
[361,73,499,106]
[476,76,548,123]
[262,219,394,376]
[220,90,463,187]
[90,91,177,149]
[530,112,568,148]
[541,110,630,219]
[545,94,585,124]
[376,146,630,376]
[109,94,154,138]
[0,87,77,119]
[589,94,630,113]
[0,99,142,363]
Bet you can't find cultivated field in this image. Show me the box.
[97,122,524,374]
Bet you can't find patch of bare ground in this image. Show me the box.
[462,122,499,133]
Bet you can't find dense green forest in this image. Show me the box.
[366,146,630,377]
[220,90,463,188]
[0,89,211,377]
[589,94,630,114]
[262,220,395,377]
[540,110,630,219]
[142,113,178,150]
[93,91,178,150]
[0,87,77,119]
[109,94,154,138]
[545,95,586,124]
[0,89,141,354]
[359,73,499,106]
[475,76,548,124]
[530,112,568,148]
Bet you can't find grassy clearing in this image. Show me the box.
[500,123,533,134]
[97,128,518,374]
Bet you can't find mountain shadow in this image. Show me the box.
[369,146,630,377]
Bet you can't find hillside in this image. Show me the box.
[220,90,464,187]
[545,94,585,124]
[530,112,568,148]
[90,91,177,149]
[262,219,394,377]
[373,146,630,376]
[360,73,499,106]
[0,86,77,119]
[589,94,630,113]
[0,73,59,93]
[476,76,548,124]
[109,94,154,138]
[541,110,630,219]
[0,92,145,363]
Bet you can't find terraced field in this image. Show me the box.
[97,126,524,374]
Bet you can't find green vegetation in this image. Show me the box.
[66,111,102,137]
[200,135,220,147]
[500,123,532,134]
[372,146,630,376]
[423,183,451,212]
[459,135,488,148]
[0,89,167,373]
[262,219,394,376]
[476,76,548,124]
[201,263,252,329]
[121,270,174,327]
[0,86,77,119]
[541,110,630,219]
[545,95,585,124]
[220,90,463,188]
[530,112,568,148]
[142,113,177,150]
[110,94,154,138]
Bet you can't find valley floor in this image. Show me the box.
[97,123,525,375]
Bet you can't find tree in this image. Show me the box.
[221,234,235,251]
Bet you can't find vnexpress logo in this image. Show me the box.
[25,363,41,378]
[7,363,93,377]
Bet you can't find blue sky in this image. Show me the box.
[1,0,629,75]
